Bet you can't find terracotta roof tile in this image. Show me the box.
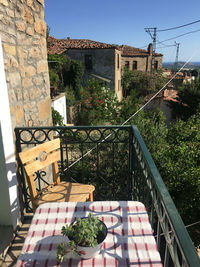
[48,36,116,54]
[48,37,163,57]
[120,45,162,57]
[120,45,148,56]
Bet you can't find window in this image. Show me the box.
[125,61,129,69]
[132,61,137,70]
[154,60,158,70]
[85,55,92,70]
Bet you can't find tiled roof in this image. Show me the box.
[48,36,116,54]
[120,45,149,56]
[48,37,163,57]
[120,45,162,57]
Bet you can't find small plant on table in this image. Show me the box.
[57,213,107,262]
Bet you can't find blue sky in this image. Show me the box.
[45,0,200,62]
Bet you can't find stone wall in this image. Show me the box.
[121,56,149,72]
[67,48,116,90]
[121,54,163,72]
[154,55,162,70]
[0,0,52,130]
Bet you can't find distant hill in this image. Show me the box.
[163,61,200,70]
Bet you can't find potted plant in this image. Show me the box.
[57,213,107,262]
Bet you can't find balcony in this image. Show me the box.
[14,125,199,267]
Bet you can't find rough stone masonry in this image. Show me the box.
[0,0,52,131]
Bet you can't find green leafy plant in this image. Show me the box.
[122,68,166,98]
[167,77,200,120]
[57,213,106,262]
[79,78,120,125]
[52,107,64,126]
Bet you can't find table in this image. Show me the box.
[16,201,162,267]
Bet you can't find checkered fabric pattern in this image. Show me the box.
[16,201,162,267]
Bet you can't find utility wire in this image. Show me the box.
[157,19,200,32]
[160,29,200,43]
[139,42,175,50]
[63,45,200,172]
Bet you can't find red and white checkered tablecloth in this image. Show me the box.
[16,201,162,267]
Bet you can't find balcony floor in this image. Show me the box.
[1,216,32,267]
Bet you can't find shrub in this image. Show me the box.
[79,79,119,125]
[52,107,64,126]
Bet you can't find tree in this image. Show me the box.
[130,110,200,245]
[122,68,166,99]
[167,78,200,120]
[69,60,85,99]
[48,54,85,102]
[48,54,68,89]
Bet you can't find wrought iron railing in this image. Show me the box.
[15,126,199,267]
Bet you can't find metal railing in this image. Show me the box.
[15,125,200,267]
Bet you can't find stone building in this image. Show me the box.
[48,37,163,101]
[48,37,123,101]
[121,43,162,72]
[0,0,51,254]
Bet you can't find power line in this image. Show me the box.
[157,19,200,32]
[156,45,177,49]
[139,42,175,50]
[160,29,200,43]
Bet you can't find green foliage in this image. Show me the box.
[118,94,140,122]
[131,110,200,243]
[57,213,105,262]
[162,114,200,225]
[48,54,69,90]
[48,54,67,73]
[122,68,166,99]
[65,86,76,106]
[79,78,120,125]
[70,60,85,99]
[168,78,200,120]
[51,107,64,126]
[49,69,59,87]
[48,54,85,103]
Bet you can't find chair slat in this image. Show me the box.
[19,138,60,164]
[24,150,60,176]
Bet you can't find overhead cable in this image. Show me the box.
[160,29,200,43]
[157,19,200,32]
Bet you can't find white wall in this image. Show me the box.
[0,38,20,229]
[51,93,67,124]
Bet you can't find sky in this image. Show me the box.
[45,0,200,62]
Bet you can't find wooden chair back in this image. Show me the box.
[19,138,61,202]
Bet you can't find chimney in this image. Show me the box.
[148,43,153,55]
